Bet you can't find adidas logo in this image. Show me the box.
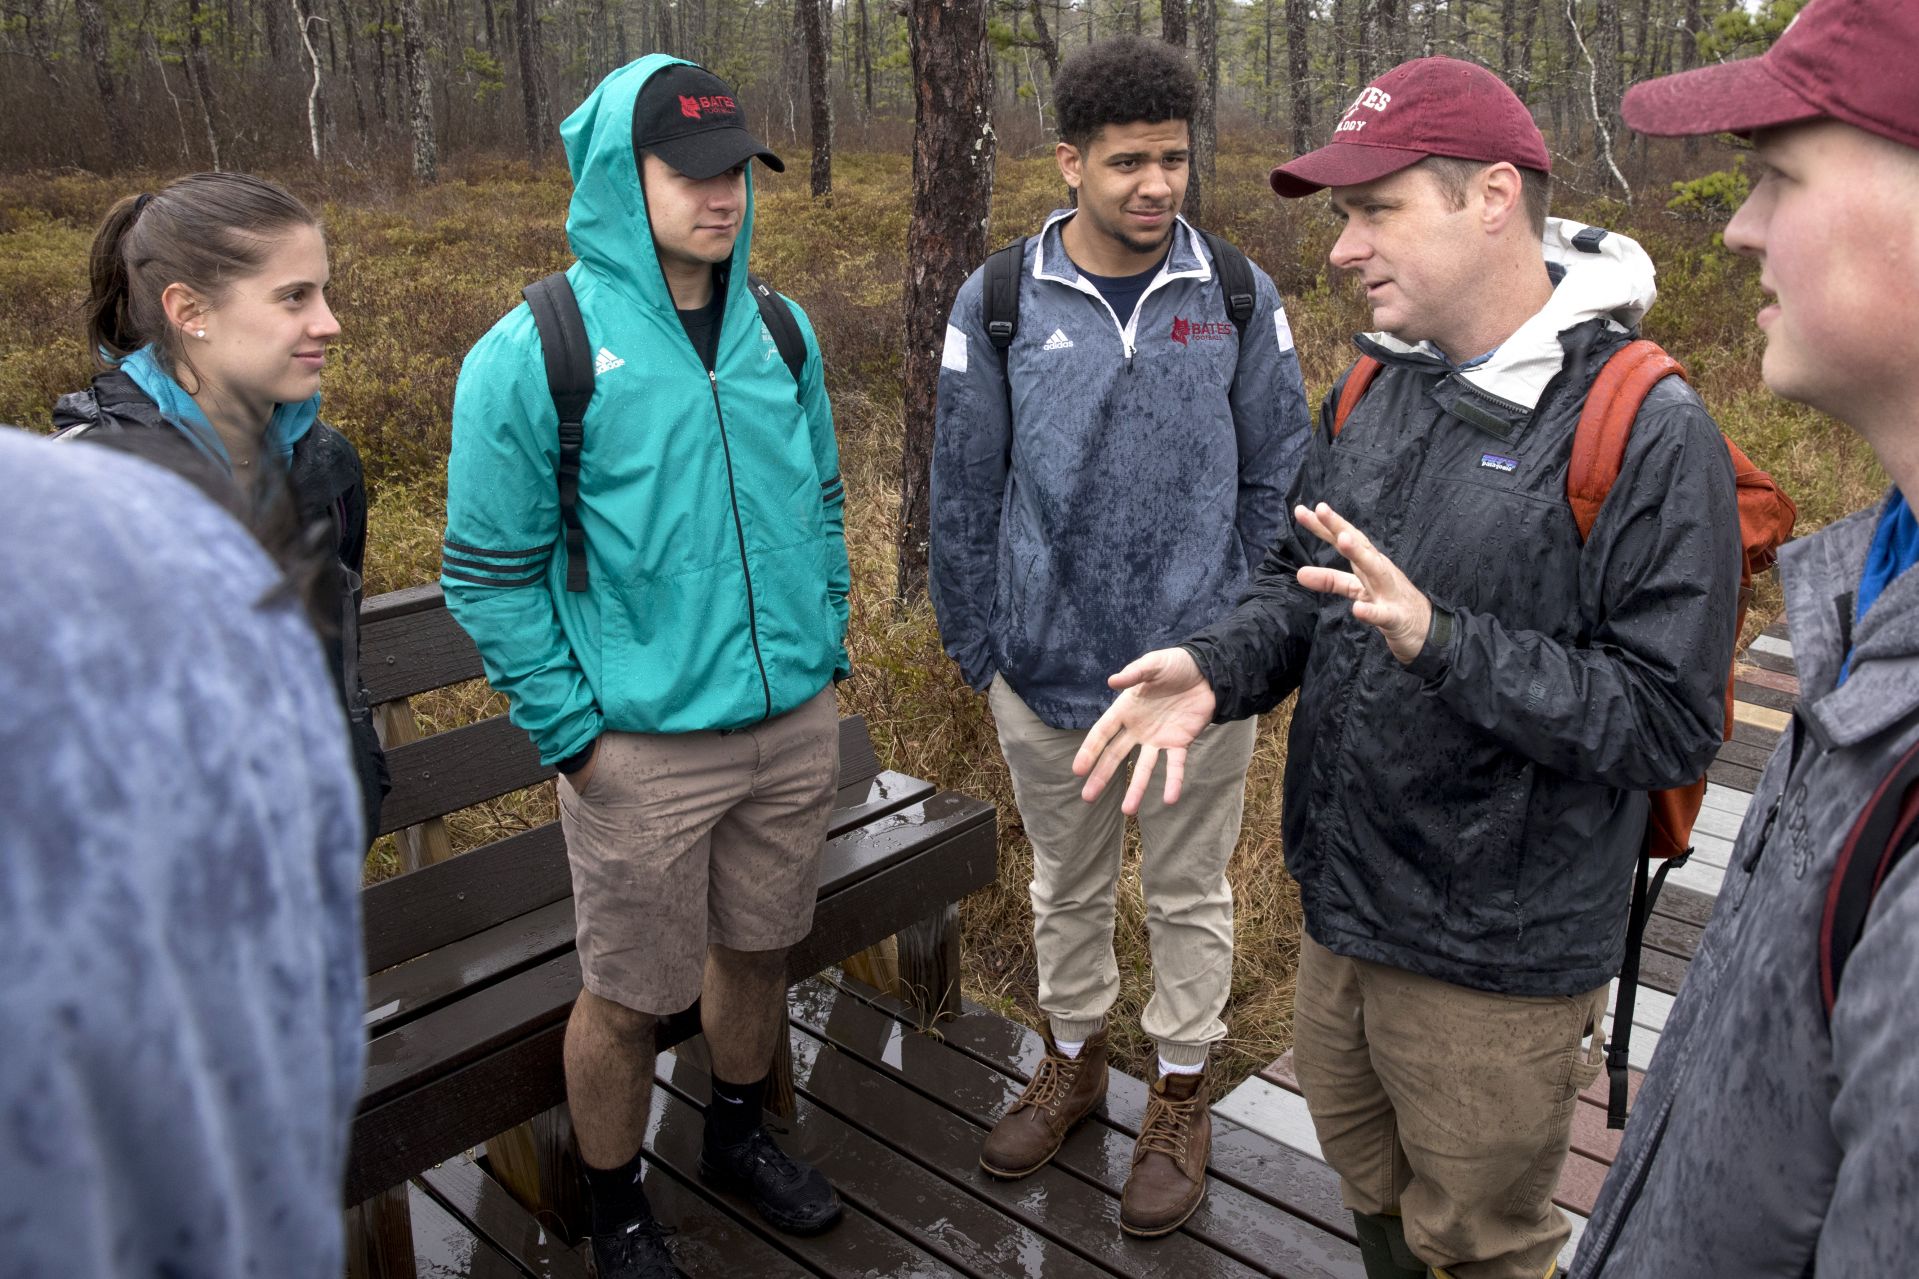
[1042,328,1074,351]
[594,347,625,374]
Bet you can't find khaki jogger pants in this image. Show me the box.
[1292,933,1609,1279]
[989,675,1259,1067]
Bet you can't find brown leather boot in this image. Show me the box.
[978,1028,1108,1179]
[1119,1068,1209,1237]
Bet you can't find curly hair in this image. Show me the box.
[1054,37,1197,151]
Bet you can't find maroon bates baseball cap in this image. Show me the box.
[633,63,784,180]
[1622,0,1919,150]
[1270,57,1551,198]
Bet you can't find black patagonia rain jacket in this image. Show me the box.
[54,370,389,839]
[1183,220,1742,997]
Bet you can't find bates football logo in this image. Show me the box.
[1170,316,1231,346]
[679,93,738,120]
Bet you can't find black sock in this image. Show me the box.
[705,1071,767,1149]
[582,1147,652,1236]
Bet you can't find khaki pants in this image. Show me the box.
[989,675,1258,1066]
[1292,933,1607,1279]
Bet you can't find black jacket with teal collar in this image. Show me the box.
[1185,221,1742,996]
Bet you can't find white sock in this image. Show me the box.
[1159,1056,1205,1077]
[1054,1038,1085,1059]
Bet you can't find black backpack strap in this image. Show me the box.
[1199,229,1257,332]
[1821,729,1919,1022]
[522,272,594,593]
[747,273,807,391]
[982,238,1027,353]
[1605,842,1691,1128]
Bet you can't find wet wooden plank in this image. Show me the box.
[640,1162,830,1278]
[405,1180,527,1279]
[1713,736,1777,774]
[1689,802,1748,844]
[639,1060,967,1278]
[1566,1094,1624,1166]
[779,999,1275,1279]
[367,900,576,1037]
[363,598,486,705]
[363,823,573,976]
[1701,783,1753,817]
[415,1155,588,1278]
[1607,978,1674,1034]
[656,1041,1119,1279]
[1641,912,1704,965]
[1732,678,1795,715]
[1741,644,1797,677]
[380,715,551,835]
[1730,716,1783,755]
[1650,882,1717,930]
[1636,944,1690,997]
[1707,757,1763,795]
[790,979,1363,1277]
[1735,662,1800,697]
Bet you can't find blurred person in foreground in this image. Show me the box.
[1574,1,1919,1273]
[0,427,366,1278]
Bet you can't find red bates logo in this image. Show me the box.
[678,94,737,120]
[1170,316,1231,346]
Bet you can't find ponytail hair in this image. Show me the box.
[85,173,320,369]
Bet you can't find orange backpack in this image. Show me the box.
[1333,341,1798,1125]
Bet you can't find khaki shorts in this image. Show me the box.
[557,686,839,1015]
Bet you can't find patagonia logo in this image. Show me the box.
[1479,453,1518,473]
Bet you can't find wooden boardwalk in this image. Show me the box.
[398,974,1367,1277]
[1218,619,1799,1269]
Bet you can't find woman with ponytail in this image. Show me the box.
[55,172,388,839]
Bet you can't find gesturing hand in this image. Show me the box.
[1071,647,1218,815]
[1293,502,1433,665]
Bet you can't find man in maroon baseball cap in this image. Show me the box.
[1572,4,1919,1276]
[1073,54,1745,1279]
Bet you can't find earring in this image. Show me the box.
[195,329,207,339]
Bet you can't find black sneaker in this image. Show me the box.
[697,1127,843,1235]
[589,1215,684,1279]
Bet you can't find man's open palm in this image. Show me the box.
[1072,647,1217,814]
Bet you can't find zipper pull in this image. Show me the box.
[709,370,718,386]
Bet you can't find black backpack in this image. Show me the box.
[979,227,1259,369]
[521,270,807,593]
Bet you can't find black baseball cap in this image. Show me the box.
[633,63,784,179]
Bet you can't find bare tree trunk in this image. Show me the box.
[859,0,874,110]
[799,0,832,195]
[75,0,131,166]
[1262,0,1274,125]
[1332,0,1349,103]
[1499,0,1515,81]
[898,0,994,604]
[1568,0,1629,196]
[1287,0,1311,153]
[401,0,437,178]
[1190,0,1216,223]
[1454,0,1469,57]
[184,0,223,169]
[335,0,368,139]
[515,0,550,155]
[1518,0,1538,96]
[1162,0,1186,46]
[1027,0,1059,79]
[292,0,324,161]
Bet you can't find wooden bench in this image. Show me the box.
[345,585,997,1262]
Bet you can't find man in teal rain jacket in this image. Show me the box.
[443,56,849,1279]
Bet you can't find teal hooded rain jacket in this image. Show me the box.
[443,55,849,765]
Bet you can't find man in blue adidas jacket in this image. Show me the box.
[443,57,848,1279]
[929,36,1309,1237]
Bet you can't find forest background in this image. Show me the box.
[0,0,1881,1088]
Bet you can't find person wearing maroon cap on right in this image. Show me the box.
[1073,56,1742,1279]
[1572,2,1919,1275]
